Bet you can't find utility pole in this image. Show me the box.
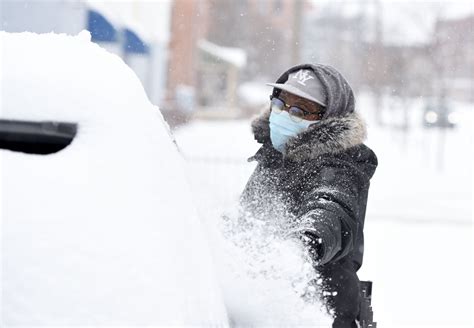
[372,0,383,126]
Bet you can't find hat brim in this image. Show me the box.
[266,83,326,107]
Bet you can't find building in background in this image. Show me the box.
[1,0,85,35]
[165,0,209,122]
[195,40,246,118]
[165,0,305,121]
[302,8,367,92]
[206,0,302,80]
[302,3,473,103]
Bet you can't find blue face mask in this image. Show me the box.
[269,110,315,153]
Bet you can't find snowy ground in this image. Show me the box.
[174,96,473,328]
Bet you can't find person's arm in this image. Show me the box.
[293,154,370,265]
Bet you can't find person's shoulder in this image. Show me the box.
[314,143,376,163]
[306,144,377,179]
[348,144,377,164]
[343,144,378,179]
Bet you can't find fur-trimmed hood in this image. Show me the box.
[250,63,366,162]
[251,109,367,162]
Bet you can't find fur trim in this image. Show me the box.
[251,108,271,144]
[251,110,367,162]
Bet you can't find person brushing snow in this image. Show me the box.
[240,64,378,328]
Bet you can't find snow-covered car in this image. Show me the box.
[0,31,229,326]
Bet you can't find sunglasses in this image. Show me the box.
[270,96,323,122]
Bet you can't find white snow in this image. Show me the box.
[0,31,228,326]
[214,208,332,326]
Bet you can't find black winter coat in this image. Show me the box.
[240,110,377,269]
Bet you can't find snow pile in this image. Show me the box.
[214,207,332,326]
[0,31,228,326]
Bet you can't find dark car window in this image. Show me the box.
[0,119,77,154]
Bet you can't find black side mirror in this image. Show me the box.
[0,119,77,155]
